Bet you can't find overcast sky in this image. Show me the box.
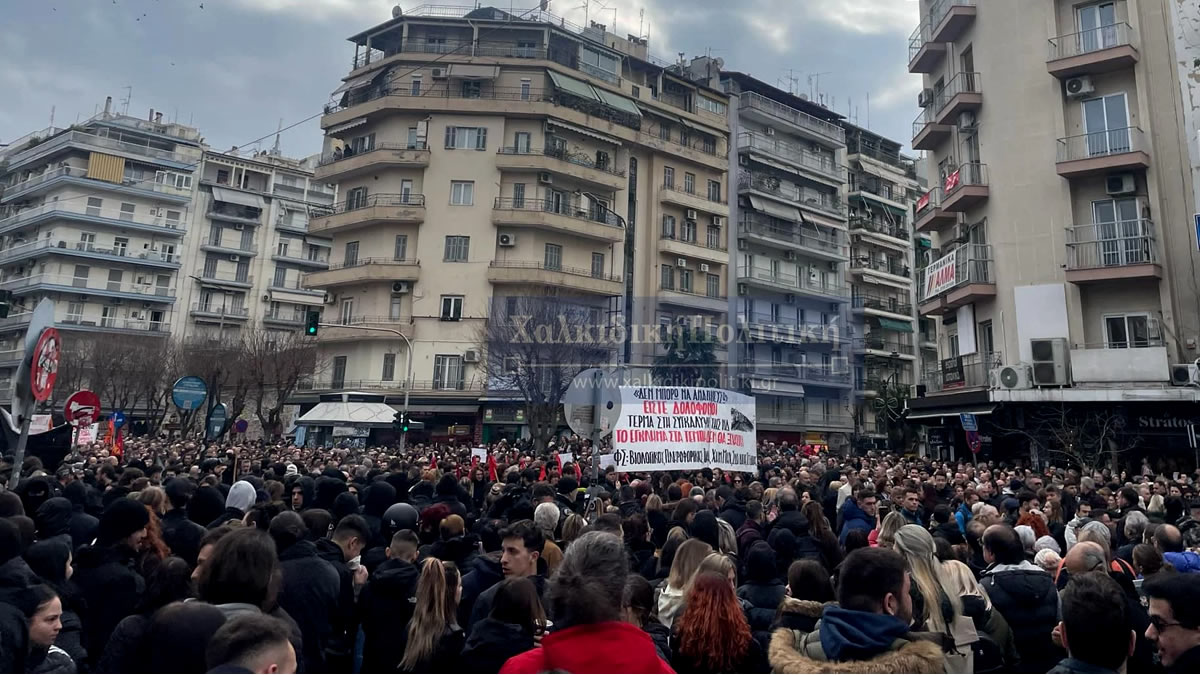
[0,0,921,158]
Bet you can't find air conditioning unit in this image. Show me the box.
[1065,76,1095,98]
[952,224,969,244]
[784,250,797,261]
[233,223,245,231]
[391,281,410,294]
[699,263,710,272]
[917,88,934,108]
[711,215,724,227]
[262,294,271,301]
[430,67,447,79]
[463,349,480,363]
[764,127,776,136]
[1031,337,1071,386]
[1106,173,1136,195]
[737,283,749,295]
[676,258,688,267]
[784,293,796,303]
[498,233,516,247]
[990,364,1034,390]
[229,255,241,262]
[1170,363,1200,386]
[537,172,553,184]
[324,292,337,305]
[685,209,698,221]
[957,111,977,130]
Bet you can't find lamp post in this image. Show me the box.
[319,322,414,451]
[578,190,631,364]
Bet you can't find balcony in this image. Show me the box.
[738,132,843,185]
[2,129,194,173]
[921,351,1000,395]
[263,309,306,327]
[930,72,982,126]
[317,315,413,343]
[0,273,176,303]
[492,198,624,243]
[911,108,952,151]
[200,239,258,258]
[940,162,989,212]
[738,213,848,262]
[1048,23,1139,78]
[196,270,253,289]
[657,284,728,314]
[749,361,853,389]
[1056,127,1150,178]
[1,165,192,205]
[928,0,976,43]
[912,187,957,233]
[737,172,845,221]
[737,92,846,147]
[304,258,420,288]
[908,22,946,74]
[918,243,996,315]
[488,260,623,296]
[271,252,329,269]
[57,317,171,336]
[849,217,910,250]
[314,142,431,183]
[206,204,262,226]
[0,238,179,269]
[659,233,728,266]
[852,293,914,321]
[659,184,728,217]
[0,198,187,238]
[189,303,251,321]
[857,335,917,359]
[758,405,854,431]
[848,255,912,286]
[1065,220,1161,284]
[496,147,626,191]
[740,317,847,347]
[737,265,851,302]
[309,194,426,236]
[298,378,485,397]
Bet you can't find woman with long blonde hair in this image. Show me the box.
[873,510,907,549]
[399,558,463,673]
[657,538,712,628]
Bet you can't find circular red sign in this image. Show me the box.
[64,389,101,428]
[30,328,60,402]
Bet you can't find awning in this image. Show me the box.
[327,117,368,134]
[593,87,642,117]
[297,401,399,427]
[638,105,682,125]
[331,73,377,96]
[548,71,601,102]
[906,405,996,421]
[449,64,499,80]
[280,201,307,212]
[269,289,324,305]
[748,194,800,222]
[546,119,620,145]
[877,317,914,333]
[211,187,265,209]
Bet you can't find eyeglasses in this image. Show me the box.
[1150,617,1185,633]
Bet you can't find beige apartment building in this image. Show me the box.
[907,0,1200,459]
[303,6,730,443]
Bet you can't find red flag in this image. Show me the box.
[519,457,527,470]
[113,426,124,459]
[487,454,498,482]
[430,452,437,468]
[538,462,546,481]
[555,453,563,475]
[574,461,581,480]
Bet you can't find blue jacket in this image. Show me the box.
[955,503,973,534]
[1165,551,1200,573]
[838,500,873,545]
[818,607,911,662]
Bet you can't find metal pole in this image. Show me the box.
[582,191,631,364]
[589,369,603,486]
[8,415,30,490]
[318,323,413,450]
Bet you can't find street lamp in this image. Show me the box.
[318,322,415,451]
[577,190,632,365]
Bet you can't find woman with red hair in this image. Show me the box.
[669,571,766,673]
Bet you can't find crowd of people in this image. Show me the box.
[0,435,1199,673]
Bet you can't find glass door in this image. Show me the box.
[1092,198,1140,265]
[1083,93,1129,157]
[1078,2,1117,54]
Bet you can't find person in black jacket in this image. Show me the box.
[771,490,823,563]
[161,478,206,566]
[360,529,421,673]
[458,551,503,628]
[399,558,464,674]
[60,482,98,551]
[71,498,149,666]
[32,498,73,551]
[1049,571,1136,674]
[22,538,85,666]
[270,511,340,673]
[737,541,786,649]
[360,479,396,549]
[461,576,543,673]
[314,514,368,672]
[979,524,1062,672]
[433,475,470,522]
[623,574,671,662]
[717,485,747,530]
[0,518,32,675]
[467,521,547,634]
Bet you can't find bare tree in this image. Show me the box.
[129,339,174,435]
[992,404,1135,474]
[476,293,614,452]
[243,328,321,439]
[177,337,252,439]
[43,336,96,412]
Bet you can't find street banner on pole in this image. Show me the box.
[611,386,757,473]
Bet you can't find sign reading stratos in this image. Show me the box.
[611,386,757,473]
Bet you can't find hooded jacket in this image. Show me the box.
[980,561,1062,672]
[314,537,356,666]
[767,609,946,674]
[61,482,98,550]
[461,618,536,674]
[775,597,828,635]
[718,500,747,530]
[361,481,396,548]
[34,498,73,542]
[468,560,548,634]
[736,518,766,553]
[500,621,674,674]
[458,553,504,628]
[72,543,146,661]
[738,580,787,647]
[1164,550,1200,573]
[277,538,341,672]
[292,476,316,511]
[160,508,206,566]
[838,500,873,545]
[771,510,824,563]
[359,556,420,674]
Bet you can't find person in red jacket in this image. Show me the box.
[501,530,674,674]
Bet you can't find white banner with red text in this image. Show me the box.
[611,386,757,473]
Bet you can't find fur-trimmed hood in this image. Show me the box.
[777,597,828,618]
[768,627,946,674]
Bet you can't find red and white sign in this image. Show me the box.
[916,190,932,213]
[944,169,961,193]
[65,390,101,428]
[922,249,958,299]
[30,328,60,402]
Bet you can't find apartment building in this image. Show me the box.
[0,105,203,393]
[302,6,730,443]
[906,0,1200,460]
[179,149,334,341]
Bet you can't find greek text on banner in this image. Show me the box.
[611,386,757,473]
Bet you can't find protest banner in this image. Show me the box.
[611,386,757,473]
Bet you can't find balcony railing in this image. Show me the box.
[909,22,932,64]
[0,238,179,265]
[1066,220,1157,269]
[759,406,854,428]
[190,303,250,317]
[1049,22,1135,61]
[0,196,187,233]
[737,264,851,298]
[860,336,916,355]
[850,255,911,278]
[658,282,727,301]
[929,0,975,29]
[920,243,994,302]
[264,310,306,323]
[59,317,171,334]
[922,350,1001,394]
[738,172,844,217]
[738,92,846,145]
[316,141,429,167]
[311,193,426,217]
[751,361,852,385]
[850,217,910,241]
[944,162,988,195]
[328,83,551,115]
[0,273,175,298]
[273,252,329,265]
[1056,126,1145,162]
[497,146,626,177]
[326,257,419,272]
[199,270,253,285]
[660,183,727,206]
[203,239,258,254]
[738,213,847,256]
[208,204,261,223]
[738,132,842,181]
[1,165,192,203]
[493,197,624,228]
[3,129,193,168]
[298,377,486,394]
[489,259,623,283]
[934,71,981,111]
[853,293,913,316]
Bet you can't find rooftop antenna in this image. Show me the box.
[866,92,871,128]
[639,8,644,38]
[807,72,832,101]
[49,106,55,128]
[272,118,283,155]
[120,85,133,116]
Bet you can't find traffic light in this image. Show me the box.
[393,411,408,433]
[305,311,320,336]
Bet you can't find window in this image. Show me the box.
[235,261,250,282]
[517,43,537,58]
[394,234,408,261]
[661,215,676,238]
[514,132,531,153]
[106,269,123,291]
[164,209,182,228]
[512,183,526,208]
[66,302,83,323]
[702,136,716,154]
[117,202,135,222]
[520,78,532,101]
[346,187,368,210]
[338,297,354,324]
[400,179,414,203]
[661,265,674,290]
[78,232,96,251]
[948,332,960,357]
[1105,314,1152,348]
[444,126,487,150]
[707,225,722,248]
[204,256,218,277]
[978,320,994,357]
[273,267,287,287]
[1092,198,1145,266]
[331,356,347,388]
[113,237,129,256]
[411,77,422,96]
[382,353,396,381]
[663,166,675,188]
[1082,93,1130,157]
[1078,2,1119,52]
[390,296,404,320]
[679,268,693,293]
[659,123,672,141]
[632,85,641,99]
[707,179,721,202]
[680,129,691,147]
[349,133,375,154]
[595,150,610,171]
[277,240,290,257]
[684,172,696,194]
[450,181,474,205]
[681,219,697,243]
[544,243,562,271]
[407,127,421,149]
[433,355,464,390]
[343,241,359,266]
[72,265,89,288]
[101,306,118,328]
[85,197,102,217]
[216,169,230,185]
[461,80,482,98]
[707,273,721,298]
[696,95,727,115]
[440,295,464,321]
[503,356,521,374]
[307,244,321,261]
[444,235,470,262]
[591,252,605,278]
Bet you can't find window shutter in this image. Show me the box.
[476,127,488,150]
[444,126,455,149]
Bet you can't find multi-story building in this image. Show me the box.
[303,6,730,443]
[842,123,922,450]
[906,0,1200,460]
[179,149,334,341]
[0,104,203,393]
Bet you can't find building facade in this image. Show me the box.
[304,6,730,443]
[907,0,1200,460]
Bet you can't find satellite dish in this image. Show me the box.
[713,57,725,70]
[392,4,403,18]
